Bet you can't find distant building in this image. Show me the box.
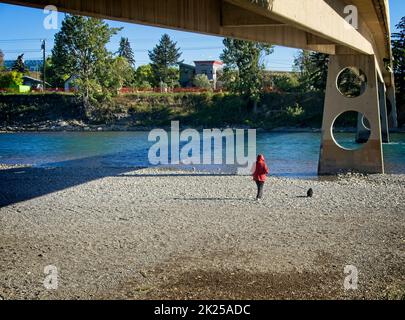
[22,76,50,90]
[179,63,196,88]
[194,61,223,89]
[179,60,224,89]
[64,75,79,92]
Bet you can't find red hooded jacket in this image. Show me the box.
[253,155,269,182]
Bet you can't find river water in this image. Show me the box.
[0,131,404,177]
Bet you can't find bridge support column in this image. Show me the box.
[318,54,384,175]
[356,113,370,143]
[378,82,390,143]
[386,85,398,129]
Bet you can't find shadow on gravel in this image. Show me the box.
[115,173,238,178]
[0,156,243,207]
[0,155,143,208]
[173,197,252,201]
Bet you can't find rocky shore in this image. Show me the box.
[0,166,404,300]
[0,120,155,133]
[1,120,404,133]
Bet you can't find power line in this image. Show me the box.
[0,36,217,43]
[0,38,52,43]
[2,47,224,53]
[2,49,51,52]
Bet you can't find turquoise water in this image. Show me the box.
[0,132,404,177]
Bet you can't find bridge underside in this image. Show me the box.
[0,0,397,174]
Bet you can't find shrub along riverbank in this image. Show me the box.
[0,92,326,131]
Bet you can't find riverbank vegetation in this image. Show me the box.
[0,91,325,131]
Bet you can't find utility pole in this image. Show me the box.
[41,39,46,92]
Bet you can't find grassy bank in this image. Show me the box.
[0,92,326,130]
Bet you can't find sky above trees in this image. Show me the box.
[0,0,403,71]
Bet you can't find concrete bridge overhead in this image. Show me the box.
[0,0,397,174]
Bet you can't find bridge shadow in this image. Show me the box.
[173,197,251,202]
[115,173,238,178]
[0,155,143,208]
[0,155,243,208]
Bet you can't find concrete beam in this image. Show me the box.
[228,0,393,87]
[227,0,374,55]
[306,34,336,46]
[221,1,284,27]
[221,25,337,54]
[0,0,337,55]
[0,0,224,35]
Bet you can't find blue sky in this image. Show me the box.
[0,0,403,71]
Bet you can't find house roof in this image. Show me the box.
[178,63,195,69]
[23,76,51,86]
[194,60,223,66]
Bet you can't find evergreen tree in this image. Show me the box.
[392,16,405,111]
[42,57,63,88]
[336,67,366,97]
[293,50,329,92]
[51,15,121,115]
[148,34,182,87]
[308,52,329,91]
[220,38,273,105]
[12,54,28,74]
[118,37,135,66]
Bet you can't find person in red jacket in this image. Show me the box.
[252,154,269,200]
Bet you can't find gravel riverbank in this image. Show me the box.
[0,166,404,300]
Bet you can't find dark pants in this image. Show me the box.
[255,181,265,199]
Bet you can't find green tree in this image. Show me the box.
[148,34,182,87]
[293,50,311,91]
[309,52,329,91]
[336,67,366,97]
[0,71,23,88]
[392,16,405,111]
[117,37,135,66]
[271,72,300,92]
[293,51,329,92]
[134,64,154,89]
[12,54,28,74]
[41,57,64,88]
[135,64,153,83]
[0,49,4,70]
[220,38,273,106]
[193,74,212,90]
[51,15,120,116]
[101,56,134,94]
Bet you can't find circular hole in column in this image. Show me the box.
[337,67,367,98]
[332,111,371,150]
[362,115,371,130]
